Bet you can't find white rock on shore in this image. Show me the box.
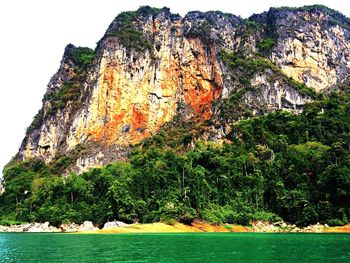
[251,220,327,232]
[0,220,127,233]
[60,223,80,233]
[0,222,60,233]
[59,221,99,232]
[27,222,60,232]
[78,221,99,232]
[103,220,130,230]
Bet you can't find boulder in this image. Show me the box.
[60,223,80,232]
[27,223,43,232]
[103,221,118,230]
[11,223,32,232]
[0,225,9,232]
[291,227,301,232]
[27,222,60,232]
[1,222,60,232]
[102,220,129,229]
[78,221,98,232]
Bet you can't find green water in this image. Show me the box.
[0,233,349,262]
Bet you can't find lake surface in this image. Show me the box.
[0,232,349,262]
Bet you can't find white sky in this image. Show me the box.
[0,0,349,175]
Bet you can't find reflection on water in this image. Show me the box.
[0,233,349,262]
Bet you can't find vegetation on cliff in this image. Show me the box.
[107,7,158,52]
[45,47,95,117]
[3,5,350,229]
[1,91,349,227]
[219,50,319,99]
[280,5,350,31]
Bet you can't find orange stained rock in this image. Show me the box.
[131,104,149,132]
[182,43,223,121]
[83,38,223,147]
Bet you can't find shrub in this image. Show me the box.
[257,37,275,53]
[70,47,95,70]
[110,29,152,52]
[46,81,81,116]
[108,7,155,52]
[161,216,177,225]
[26,109,44,134]
[253,211,282,223]
[0,216,23,226]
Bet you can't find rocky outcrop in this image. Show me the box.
[269,7,350,91]
[13,5,350,173]
[77,221,99,231]
[0,222,60,233]
[250,220,330,233]
[103,220,129,229]
[59,221,98,232]
[0,221,99,232]
[0,220,333,233]
[27,222,61,232]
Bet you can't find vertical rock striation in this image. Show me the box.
[14,5,350,173]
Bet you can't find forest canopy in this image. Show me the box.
[1,91,349,227]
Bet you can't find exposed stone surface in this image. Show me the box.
[0,223,60,233]
[269,8,350,91]
[78,221,99,231]
[59,221,98,232]
[251,220,327,232]
[103,220,130,229]
[0,220,330,233]
[14,6,350,173]
[27,222,60,232]
[60,223,80,232]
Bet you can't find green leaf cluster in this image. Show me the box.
[70,47,96,70]
[46,81,81,115]
[108,8,153,52]
[43,47,95,117]
[109,29,152,52]
[257,37,275,53]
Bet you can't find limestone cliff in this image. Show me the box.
[15,5,350,173]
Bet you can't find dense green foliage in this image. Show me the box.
[1,92,349,227]
[46,81,81,115]
[26,109,44,134]
[109,29,152,52]
[108,7,154,52]
[70,47,96,70]
[45,47,95,116]
[257,37,275,53]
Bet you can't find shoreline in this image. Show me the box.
[1,220,350,234]
[83,221,350,234]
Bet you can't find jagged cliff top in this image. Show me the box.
[10,4,350,175]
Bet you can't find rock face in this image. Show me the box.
[103,220,129,229]
[78,221,99,231]
[0,222,60,233]
[269,7,350,91]
[27,222,60,232]
[14,5,350,173]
